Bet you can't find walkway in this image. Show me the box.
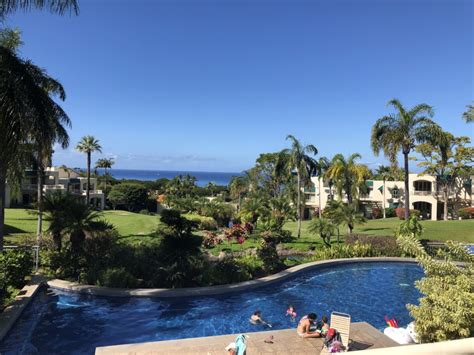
[95,322,398,354]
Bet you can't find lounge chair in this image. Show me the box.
[329,311,351,351]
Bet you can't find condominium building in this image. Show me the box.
[304,173,473,221]
[5,167,105,210]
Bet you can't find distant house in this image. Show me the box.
[5,167,105,210]
[304,173,473,221]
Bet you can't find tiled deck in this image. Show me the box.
[95,322,399,354]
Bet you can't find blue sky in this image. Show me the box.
[6,0,473,172]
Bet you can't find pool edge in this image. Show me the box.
[0,274,46,342]
[48,257,418,298]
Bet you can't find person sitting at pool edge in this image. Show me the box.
[297,313,320,338]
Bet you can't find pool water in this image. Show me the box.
[0,262,423,354]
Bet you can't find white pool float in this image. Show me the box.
[383,326,415,344]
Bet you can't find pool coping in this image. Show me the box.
[0,274,46,343]
[48,257,418,298]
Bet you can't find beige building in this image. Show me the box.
[5,167,105,210]
[304,173,473,221]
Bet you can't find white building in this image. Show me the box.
[304,173,473,221]
[5,167,105,210]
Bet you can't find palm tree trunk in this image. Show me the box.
[104,167,108,197]
[403,151,410,220]
[36,161,44,242]
[318,177,322,218]
[382,178,386,219]
[238,192,241,212]
[297,171,301,238]
[86,151,91,205]
[443,184,448,221]
[0,169,6,251]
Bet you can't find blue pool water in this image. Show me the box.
[0,262,423,354]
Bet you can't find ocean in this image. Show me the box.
[97,169,241,187]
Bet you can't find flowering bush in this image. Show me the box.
[371,207,382,219]
[202,231,223,248]
[395,208,420,220]
[224,223,253,244]
[458,207,474,219]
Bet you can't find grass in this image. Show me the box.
[4,208,474,247]
[284,217,474,243]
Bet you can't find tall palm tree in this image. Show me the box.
[374,165,394,218]
[315,156,330,218]
[462,104,473,123]
[229,176,248,212]
[0,0,78,17]
[95,157,114,196]
[0,45,70,250]
[325,153,370,204]
[76,136,102,205]
[282,135,318,238]
[371,99,439,220]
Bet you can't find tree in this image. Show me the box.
[282,135,318,238]
[76,136,102,205]
[397,226,473,343]
[371,99,439,220]
[308,218,335,247]
[95,158,114,196]
[325,153,370,204]
[0,0,78,17]
[416,132,473,220]
[108,183,148,212]
[229,176,248,212]
[315,156,330,218]
[0,40,70,250]
[323,201,366,236]
[462,104,473,123]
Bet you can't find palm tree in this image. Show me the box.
[95,157,114,196]
[315,156,330,218]
[324,201,366,236]
[325,153,370,204]
[462,104,473,123]
[229,176,248,212]
[308,218,335,247]
[374,165,393,219]
[76,136,102,205]
[0,45,70,250]
[371,99,439,220]
[282,135,318,238]
[42,190,75,251]
[0,0,78,17]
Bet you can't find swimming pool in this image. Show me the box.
[0,261,423,354]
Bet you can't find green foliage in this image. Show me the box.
[0,249,32,288]
[199,200,235,227]
[307,242,375,261]
[396,213,423,238]
[98,268,138,288]
[458,207,474,219]
[257,234,284,273]
[108,182,148,212]
[183,214,218,231]
[308,218,335,247]
[397,229,474,343]
[345,234,402,257]
[203,257,253,285]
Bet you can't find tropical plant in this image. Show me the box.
[396,213,423,239]
[229,176,248,211]
[308,218,336,247]
[95,158,114,196]
[374,165,401,218]
[371,99,439,220]
[282,135,318,238]
[314,156,330,217]
[323,201,366,236]
[325,153,370,204]
[0,38,70,250]
[416,132,473,220]
[0,0,78,17]
[107,182,148,212]
[462,104,473,123]
[397,230,474,343]
[76,136,102,205]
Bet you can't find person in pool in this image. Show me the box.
[296,313,319,338]
[250,310,271,327]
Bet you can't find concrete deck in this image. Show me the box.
[95,322,399,354]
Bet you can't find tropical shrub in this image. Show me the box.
[385,207,396,218]
[345,234,402,257]
[395,208,420,220]
[458,207,474,219]
[99,268,138,288]
[184,214,218,231]
[0,249,33,289]
[308,218,336,246]
[371,207,382,219]
[203,258,252,285]
[257,234,284,273]
[202,231,223,248]
[308,242,374,261]
[200,200,235,226]
[236,255,265,278]
[108,182,148,212]
[397,233,474,342]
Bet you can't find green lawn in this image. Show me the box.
[4,208,474,247]
[284,217,474,243]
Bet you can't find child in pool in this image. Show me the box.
[286,305,297,321]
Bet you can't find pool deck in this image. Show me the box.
[95,321,399,354]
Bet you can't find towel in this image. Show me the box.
[235,334,247,355]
